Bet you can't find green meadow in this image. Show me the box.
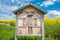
[0,18,60,40]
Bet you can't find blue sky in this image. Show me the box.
[0,0,60,20]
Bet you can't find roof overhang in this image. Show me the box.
[13,4,47,15]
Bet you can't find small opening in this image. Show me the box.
[20,12,23,13]
[31,11,34,13]
[26,12,29,13]
[28,27,33,34]
[27,14,33,17]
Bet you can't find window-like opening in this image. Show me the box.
[18,19,23,26]
[28,27,33,34]
[37,19,40,26]
[27,14,33,17]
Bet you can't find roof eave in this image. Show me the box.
[13,4,47,15]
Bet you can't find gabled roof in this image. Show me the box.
[13,4,47,15]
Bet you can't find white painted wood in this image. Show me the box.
[15,15,18,40]
[18,19,23,26]
[32,13,38,18]
[31,27,33,34]
[17,34,41,36]
[18,12,27,18]
[26,26,28,34]
[35,12,41,18]
[42,16,44,40]
[18,12,41,19]
[37,19,40,26]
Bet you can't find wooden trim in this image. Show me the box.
[15,15,18,40]
[35,12,41,18]
[23,18,24,26]
[18,26,41,28]
[26,26,28,34]
[34,18,37,26]
[42,15,44,40]
[18,26,26,28]
[17,34,42,36]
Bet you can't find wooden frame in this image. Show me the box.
[42,15,44,40]
[15,15,18,40]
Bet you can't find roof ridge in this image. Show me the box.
[13,4,47,15]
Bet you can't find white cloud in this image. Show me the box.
[11,0,34,4]
[47,10,60,15]
[40,0,57,7]
[0,13,15,20]
[0,3,19,12]
[0,4,17,20]
[11,6,18,10]
[45,10,60,18]
[11,0,15,3]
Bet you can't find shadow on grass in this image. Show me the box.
[10,37,15,40]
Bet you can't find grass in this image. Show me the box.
[0,24,15,40]
[17,36,42,40]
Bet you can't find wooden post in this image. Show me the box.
[42,15,44,40]
[15,15,18,40]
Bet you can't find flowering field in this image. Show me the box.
[0,18,60,40]
[44,18,60,40]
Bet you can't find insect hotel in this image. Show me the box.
[13,4,46,40]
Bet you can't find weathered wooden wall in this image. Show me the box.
[16,6,42,36]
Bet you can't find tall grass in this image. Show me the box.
[44,18,60,40]
[0,24,15,40]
